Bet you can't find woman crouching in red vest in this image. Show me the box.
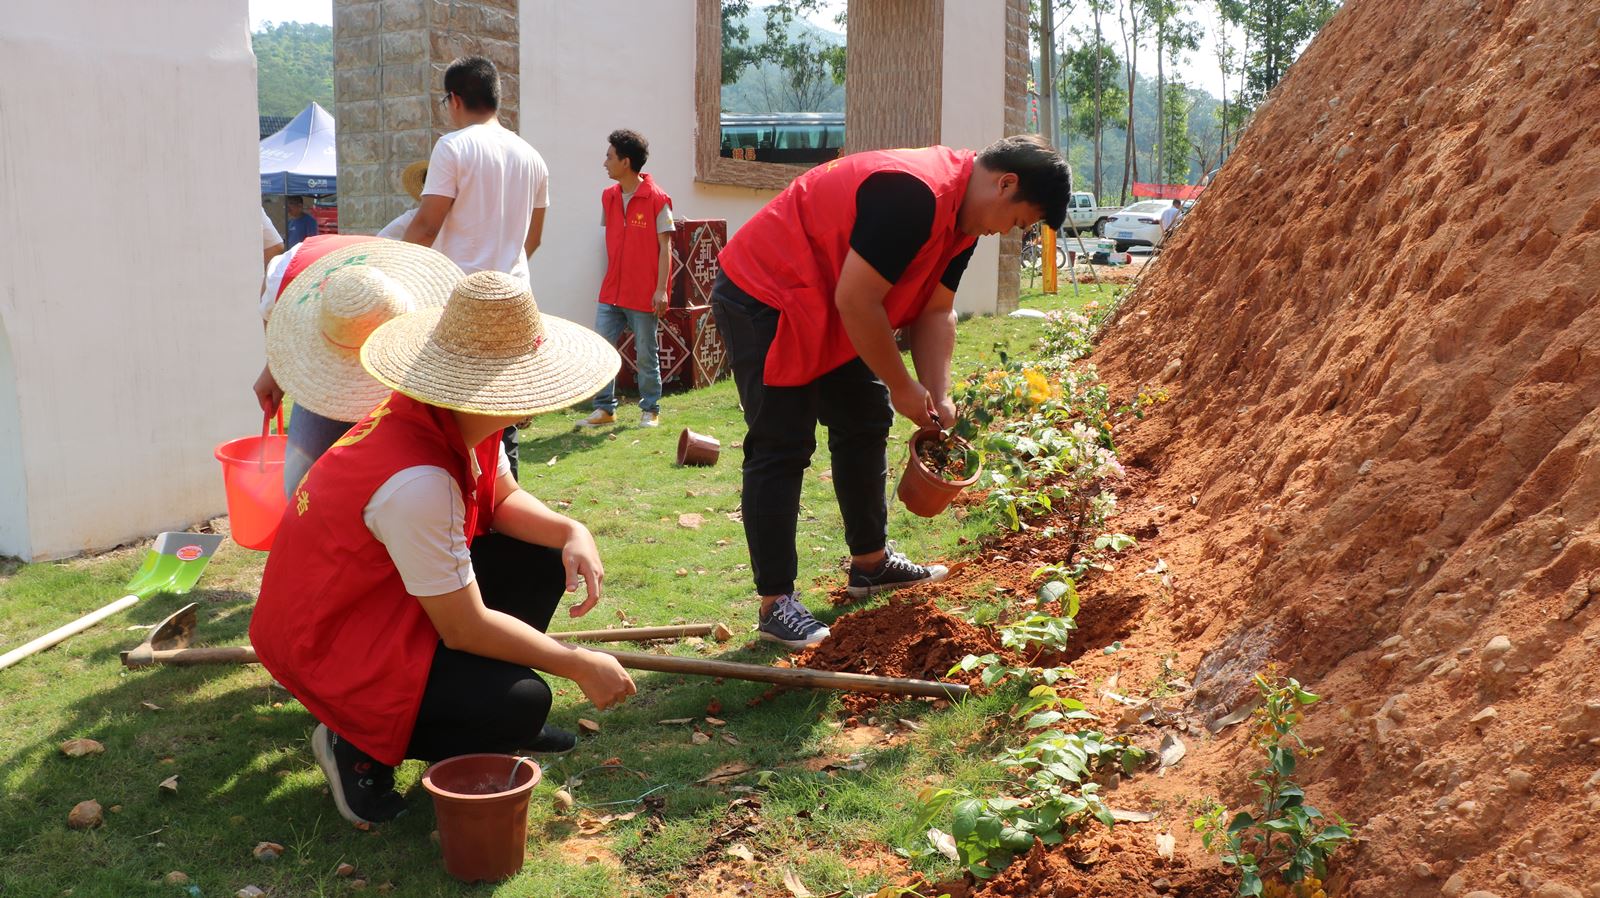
[250,270,635,825]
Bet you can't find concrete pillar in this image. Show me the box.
[333,0,521,235]
[996,0,1029,314]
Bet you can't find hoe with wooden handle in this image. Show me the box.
[120,604,968,700]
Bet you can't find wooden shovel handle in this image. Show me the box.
[122,645,259,668]
[585,647,969,700]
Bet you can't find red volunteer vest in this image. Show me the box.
[274,234,375,301]
[249,392,501,765]
[717,147,977,386]
[598,174,673,312]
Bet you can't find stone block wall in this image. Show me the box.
[995,0,1029,314]
[333,0,520,234]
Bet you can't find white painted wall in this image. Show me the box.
[0,1,260,560]
[519,0,1012,323]
[940,0,1009,316]
[519,0,775,325]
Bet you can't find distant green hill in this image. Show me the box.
[721,8,845,114]
[254,22,333,118]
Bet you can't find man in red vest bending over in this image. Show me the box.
[711,135,1071,649]
[580,129,674,429]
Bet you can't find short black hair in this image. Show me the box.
[607,129,649,172]
[286,195,304,206]
[977,135,1072,230]
[443,56,500,112]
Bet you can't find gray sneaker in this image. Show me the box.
[845,549,949,598]
[758,594,831,650]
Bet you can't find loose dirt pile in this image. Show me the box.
[1086,0,1600,895]
[796,597,1003,714]
[936,829,1234,898]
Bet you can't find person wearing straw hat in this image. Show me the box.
[250,270,636,826]
[259,239,464,497]
[376,161,429,240]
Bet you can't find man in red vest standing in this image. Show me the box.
[579,129,675,429]
[711,136,1071,649]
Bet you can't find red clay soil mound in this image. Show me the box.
[1088,0,1600,894]
[795,598,1003,714]
[936,829,1235,898]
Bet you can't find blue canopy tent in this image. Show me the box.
[259,102,336,195]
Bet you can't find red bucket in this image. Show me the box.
[214,412,288,551]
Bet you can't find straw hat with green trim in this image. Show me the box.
[361,270,621,417]
[401,161,429,201]
[266,241,463,422]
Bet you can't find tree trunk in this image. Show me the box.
[1092,3,1104,201]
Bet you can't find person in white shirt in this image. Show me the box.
[261,206,284,270]
[1158,199,1182,237]
[377,160,428,240]
[405,55,550,476]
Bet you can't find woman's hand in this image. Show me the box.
[561,523,604,617]
[572,648,637,710]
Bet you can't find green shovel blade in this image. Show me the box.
[125,532,225,599]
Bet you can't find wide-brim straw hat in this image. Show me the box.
[266,241,463,421]
[361,270,621,417]
[401,161,429,201]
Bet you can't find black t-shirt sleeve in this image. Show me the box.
[849,171,936,283]
[940,243,976,292]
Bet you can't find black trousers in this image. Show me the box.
[710,273,894,597]
[501,427,520,480]
[403,533,564,763]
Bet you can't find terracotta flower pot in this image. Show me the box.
[897,428,981,518]
[677,428,721,466]
[422,754,540,883]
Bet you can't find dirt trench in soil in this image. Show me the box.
[805,0,1600,895]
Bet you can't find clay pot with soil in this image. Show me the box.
[422,754,540,883]
[897,427,982,517]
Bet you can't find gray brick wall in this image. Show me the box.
[333,0,520,234]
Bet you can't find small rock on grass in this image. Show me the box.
[162,872,189,886]
[335,863,355,877]
[577,718,600,734]
[67,800,103,829]
[236,888,266,898]
[59,739,105,758]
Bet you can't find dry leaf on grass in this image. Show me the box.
[253,841,285,861]
[725,843,756,863]
[577,718,601,734]
[575,810,639,835]
[691,731,711,745]
[1157,731,1187,769]
[678,513,704,529]
[782,868,817,898]
[696,762,756,784]
[926,828,959,861]
[163,872,189,885]
[236,887,266,898]
[159,775,180,795]
[553,789,575,811]
[67,800,103,829]
[335,863,355,877]
[722,733,741,745]
[704,716,726,727]
[140,701,162,711]
[658,717,694,725]
[59,738,105,758]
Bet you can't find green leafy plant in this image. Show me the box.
[1195,672,1353,897]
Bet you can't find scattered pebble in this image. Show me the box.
[1481,635,1512,661]
[58,739,105,758]
[162,872,189,886]
[335,863,355,877]
[66,800,103,830]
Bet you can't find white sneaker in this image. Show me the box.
[640,410,661,428]
[577,409,616,428]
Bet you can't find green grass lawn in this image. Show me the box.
[0,285,1115,898]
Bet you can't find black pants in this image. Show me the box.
[710,273,894,597]
[402,533,564,763]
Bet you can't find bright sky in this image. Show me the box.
[249,0,1236,98]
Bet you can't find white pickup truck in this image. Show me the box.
[1060,192,1120,236]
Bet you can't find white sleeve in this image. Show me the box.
[363,466,475,597]
[259,243,301,321]
[497,438,511,477]
[657,203,675,234]
[261,208,282,248]
[532,155,550,209]
[422,138,458,199]
[377,208,418,240]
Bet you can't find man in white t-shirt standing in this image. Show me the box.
[1158,199,1182,241]
[405,55,551,476]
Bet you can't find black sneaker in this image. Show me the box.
[757,594,831,650]
[846,549,949,598]
[526,724,577,754]
[311,723,407,825]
